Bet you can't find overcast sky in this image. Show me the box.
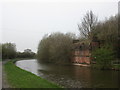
[0,0,118,53]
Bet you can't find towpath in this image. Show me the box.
[2,60,11,88]
[0,61,2,89]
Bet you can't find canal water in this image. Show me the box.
[16,59,120,88]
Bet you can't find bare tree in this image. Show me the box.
[78,11,98,40]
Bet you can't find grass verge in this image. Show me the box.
[4,61,61,88]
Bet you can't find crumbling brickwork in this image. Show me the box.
[71,38,100,64]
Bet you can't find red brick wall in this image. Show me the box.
[71,50,90,64]
[71,41,100,64]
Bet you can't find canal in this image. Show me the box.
[16,59,120,88]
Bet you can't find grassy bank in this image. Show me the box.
[112,64,120,70]
[5,58,35,63]
[4,61,61,88]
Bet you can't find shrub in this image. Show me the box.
[91,45,114,69]
[37,32,75,64]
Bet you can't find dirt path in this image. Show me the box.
[0,61,2,89]
[2,60,11,88]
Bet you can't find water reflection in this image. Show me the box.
[16,59,120,88]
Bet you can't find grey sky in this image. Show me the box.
[1,1,118,52]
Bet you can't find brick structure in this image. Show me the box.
[71,37,101,64]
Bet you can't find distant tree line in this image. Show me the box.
[0,44,2,59]
[2,43,17,59]
[17,49,36,58]
[1,43,36,60]
[37,32,76,64]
